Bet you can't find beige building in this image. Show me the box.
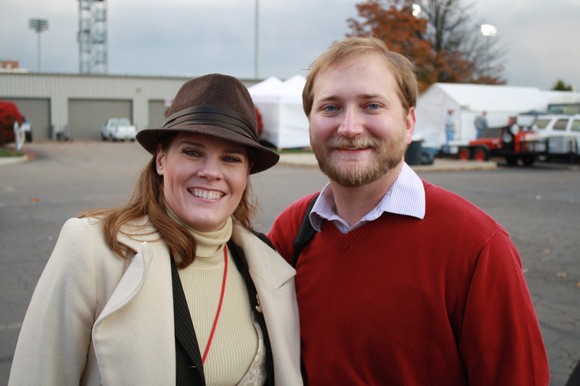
[0,72,257,141]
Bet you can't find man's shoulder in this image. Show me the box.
[422,181,498,226]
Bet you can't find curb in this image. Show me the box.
[0,155,28,166]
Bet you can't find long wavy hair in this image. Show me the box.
[79,134,255,268]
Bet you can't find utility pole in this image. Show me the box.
[254,0,260,79]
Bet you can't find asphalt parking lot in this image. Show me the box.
[1,141,579,385]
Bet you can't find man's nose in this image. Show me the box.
[337,108,364,138]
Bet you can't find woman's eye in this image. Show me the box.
[183,149,201,157]
[223,155,243,163]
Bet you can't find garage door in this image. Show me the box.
[7,98,51,141]
[68,99,132,140]
[148,100,166,130]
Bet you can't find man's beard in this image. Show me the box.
[311,129,408,187]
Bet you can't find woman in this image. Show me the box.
[9,74,303,386]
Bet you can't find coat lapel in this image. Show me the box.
[91,239,176,386]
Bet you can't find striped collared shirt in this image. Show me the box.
[310,163,426,234]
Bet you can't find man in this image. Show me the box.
[474,111,488,139]
[444,108,455,153]
[268,36,549,385]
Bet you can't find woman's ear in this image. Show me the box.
[155,147,166,176]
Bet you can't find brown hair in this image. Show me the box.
[302,36,418,116]
[79,134,255,268]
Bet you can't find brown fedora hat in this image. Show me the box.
[137,73,279,174]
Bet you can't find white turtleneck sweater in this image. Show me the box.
[175,217,262,385]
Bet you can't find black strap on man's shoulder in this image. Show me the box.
[291,193,319,267]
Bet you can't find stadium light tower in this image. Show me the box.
[78,0,108,74]
[29,18,49,72]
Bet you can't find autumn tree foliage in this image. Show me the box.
[347,0,505,91]
[0,100,23,146]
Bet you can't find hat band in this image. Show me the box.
[162,105,258,142]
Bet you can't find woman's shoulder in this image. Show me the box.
[59,216,104,240]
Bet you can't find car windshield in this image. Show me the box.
[534,118,551,130]
[111,119,131,127]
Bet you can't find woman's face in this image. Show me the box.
[156,132,250,232]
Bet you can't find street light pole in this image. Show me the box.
[254,0,259,79]
[29,18,49,72]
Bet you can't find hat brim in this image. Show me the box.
[136,123,280,174]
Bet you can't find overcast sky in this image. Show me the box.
[1,0,579,91]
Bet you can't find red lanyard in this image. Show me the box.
[202,245,228,365]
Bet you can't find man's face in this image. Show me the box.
[308,53,415,187]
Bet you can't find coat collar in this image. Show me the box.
[231,222,296,289]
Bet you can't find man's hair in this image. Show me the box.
[302,36,418,116]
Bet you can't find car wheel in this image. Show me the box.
[458,147,472,161]
[472,146,490,161]
[522,155,535,167]
[505,155,518,166]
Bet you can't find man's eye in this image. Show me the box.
[323,105,338,112]
[367,103,380,110]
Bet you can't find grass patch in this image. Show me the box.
[0,147,23,157]
[278,147,313,154]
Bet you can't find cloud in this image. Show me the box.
[1,0,579,89]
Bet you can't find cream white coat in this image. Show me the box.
[9,217,303,386]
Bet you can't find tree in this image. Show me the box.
[347,2,437,87]
[552,79,573,91]
[347,0,505,91]
[0,100,23,146]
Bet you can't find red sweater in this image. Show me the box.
[269,181,549,386]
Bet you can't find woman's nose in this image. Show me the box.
[197,158,222,180]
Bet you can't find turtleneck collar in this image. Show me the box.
[166,207,233,259]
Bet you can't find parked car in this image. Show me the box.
[100,118,137,141]
[525,114,580,161]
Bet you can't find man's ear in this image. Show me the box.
[405,107,416,144]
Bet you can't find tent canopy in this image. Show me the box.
[249,75,309,149]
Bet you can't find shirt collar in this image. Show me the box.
[310,162,426,233]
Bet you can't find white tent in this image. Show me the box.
[415,83,548,149]
[249,75,310,149]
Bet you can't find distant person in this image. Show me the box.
[268,36,549,385]
[444,108,455,153]
[12,118,24,151]
[9,74,303,385]
[474,111,488,139]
